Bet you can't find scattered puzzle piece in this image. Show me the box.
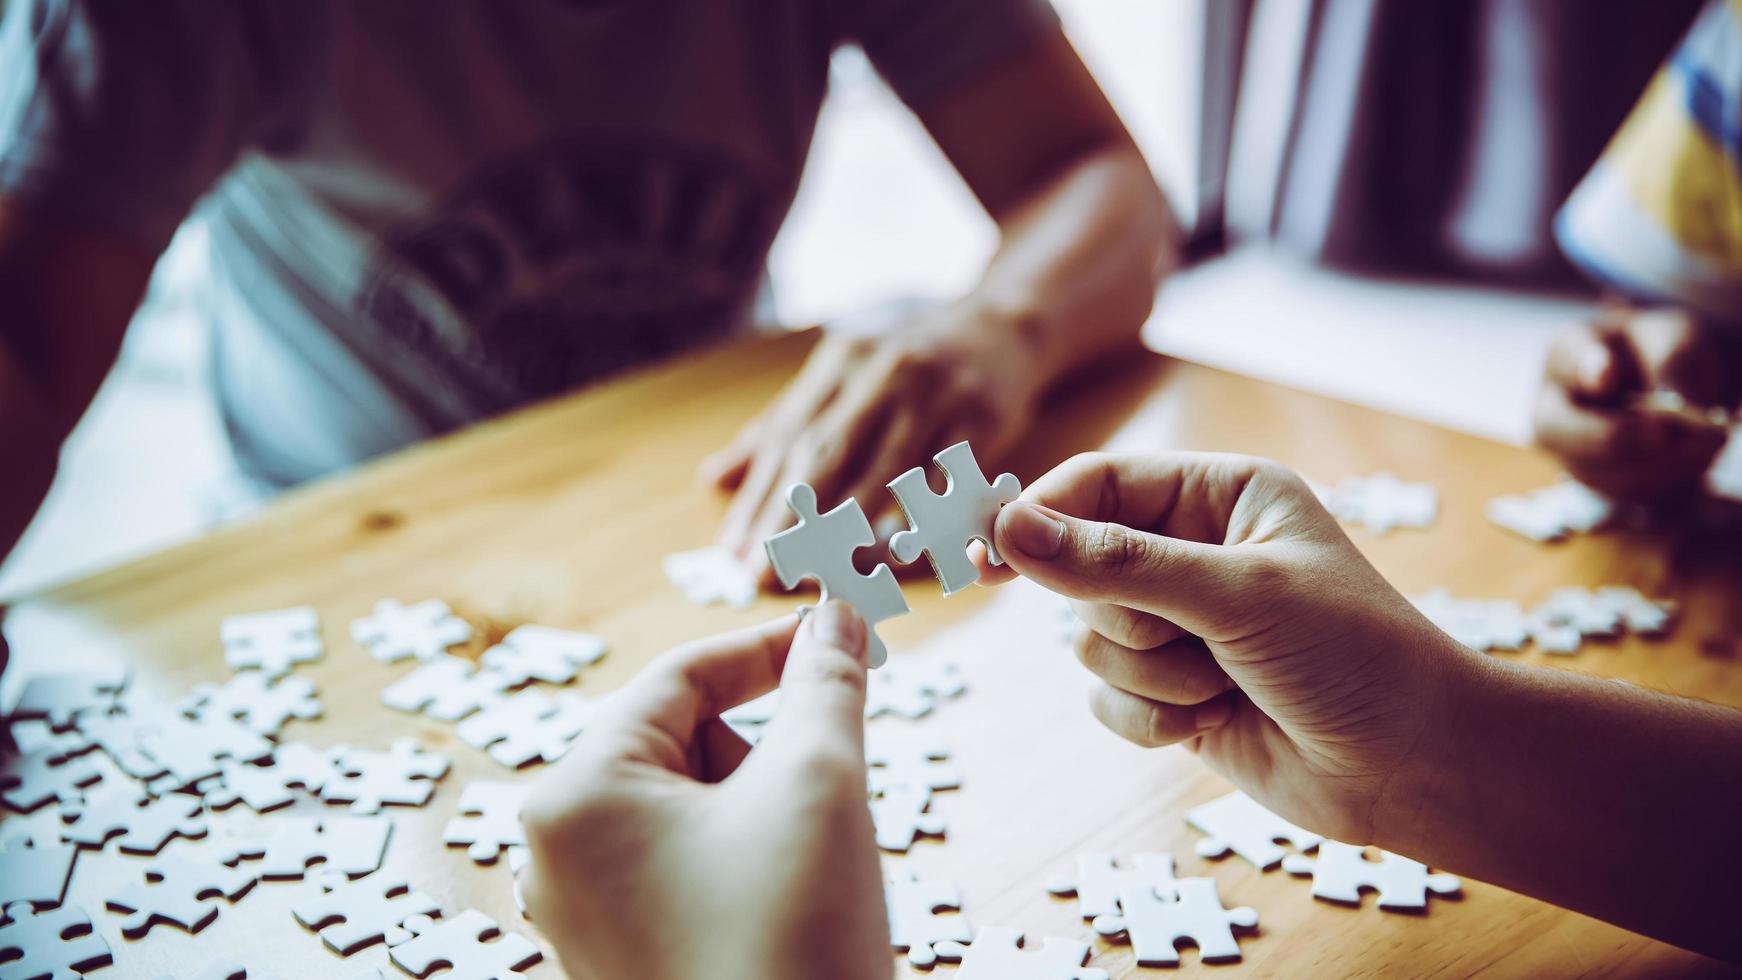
[870,784,946,852]
[201,758,306,813]
[663,547,758,609]
[886,441,1021,594]
[865,730,960,797]
[0,838,77,909]
[58,782,207,855]
[223,814,392,880]
[137,713,274,790]
[178,963,289,980]
[456,689,599,768]
[221,607,324,679]
[0,901,112,979]
[1486,480,1614,542]
[389,909,542,980]
[76,690,176,781]
[864,659,965,720]
[103,854,255,937]
[381,656,510,722]
[1283,840,1461,911]
[293,868,442,955]
[1093,878,1257,965]
[351,599,473,663]
[763,484,910,668]
[1,742,101,813]
[183,673,323,737]
[323,740,450,813]
[885,869,971,969]
[1046,852,1177,920]
[1322,472,1438,534]
[933,926,1108,980]
[480,625,607,687]
[1186,790,1321,870]
[7,668,128,732]
[443,781,530,865]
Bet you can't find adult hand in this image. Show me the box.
[978,452,1476,846]
[706,304,1047,581]
[519,604,888,980]
[1533,306,1741,501]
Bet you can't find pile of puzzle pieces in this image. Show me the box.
[1413,585,1675,654]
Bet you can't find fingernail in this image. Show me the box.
[1195,696,1232,730]
[1005,502,1065,560]
[808,601,865,661]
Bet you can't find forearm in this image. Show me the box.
[0,342,62,563]
[967,144,1177,382]
[1383,647,1742,959]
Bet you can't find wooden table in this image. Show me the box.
[5,330,1738,978]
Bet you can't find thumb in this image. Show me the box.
[994,499,1235,632]
[743,601,870,777]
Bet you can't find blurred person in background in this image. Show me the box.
[0,0,1174,579]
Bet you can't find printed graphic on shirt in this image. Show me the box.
[361,135,776,417]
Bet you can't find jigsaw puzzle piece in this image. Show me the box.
[870,785,946,852]
[0,901,113,979]
[442,781,530,864]
[323,740,450,813]
[864,730,960,797]
[1282,840,1461,911]
[382,656,510,722]
[1185,790,1321,870]
[351,598,473,663]
[864,659,965,720]
[293,868,443,955]
[224,814,392,880]
[663,547,758,609]
[932,926,1109,980]
[886,441,1021,594]
[885,869,971,968]
[103,855,256,938]
[481,625,607,687]
[58,782,207,855]
[1093,878,1257,965]
[0,742,101,813]
[763,483,909,668]
[456,689,599,769]
[0,838,78,909]
[221,606,324,679]
[7,667,128,732]
[1046,852,1177,920]
[183,673,323,737]
[389,909,542,980]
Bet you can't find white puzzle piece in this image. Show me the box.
[885,869,972,968]
[221,607,323,679]
[721,690,781,744]
[0,837,78,909]
[1185,790,1321,870]
[76,689,176,781]
[1,743,101,813]
[1323,472,1438,533]
[137,713,274,790]
[865,730,960,796]
[663,546,758,609]
[0,901,113,979]
[443,781,530,864]
[763,483,910,668]
[390,909,543,980]
[456,689,600,769]
[381,656,510,722]
[886,441,1021,594]
[183,673,322,737]
[480,625,607,687]
[178,963,290,980]
[1486,480,1614,542]
[7,667,128,731]
[323,740,450,813]
[1283,840,1461,911]
[58,782,206,855]
[864,659,965,720]
[351,599,473,664]
[224,814,392,880]
[293,868,443,955]
[1093,878,1257,965]
[103,854,256,937]
[932,926,1109,980]
[870,784,946,852]
[1046,852,1177,920]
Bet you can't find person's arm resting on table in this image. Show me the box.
[710,22,1177,572]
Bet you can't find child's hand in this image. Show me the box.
[1532,307,1738,501]
[981,452,1476,846]
[519,605,888,980]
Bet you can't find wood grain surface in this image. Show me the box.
[4,329,1738,978]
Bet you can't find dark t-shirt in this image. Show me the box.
[0,0,1055,487]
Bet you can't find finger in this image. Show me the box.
[741,602,870,783]
[1068,599,1187,650]
[1076,632,1232,705]
[578,616,802,773]
[1545,326,1632,404]
[1087,679,1233,748]
[834,404,929,548]
[718,439,794,560]
[993,498,1241,635]
[1533,385,1725,470]
[1011,451,1272,546]
[742,397,893,582]
[700,416,764,491]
